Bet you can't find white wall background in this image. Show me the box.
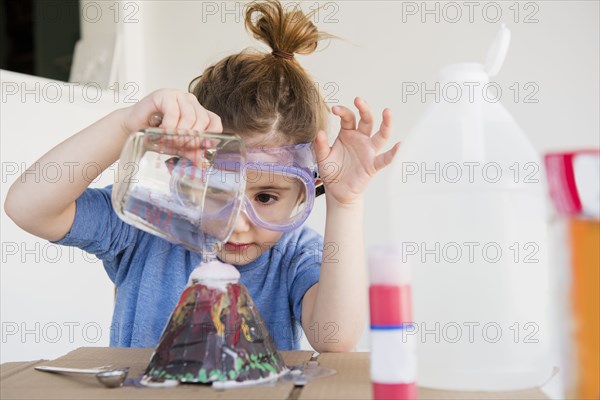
[1,71,123,362]
[1,0,598,365]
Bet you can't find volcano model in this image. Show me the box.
[143,261,287,386]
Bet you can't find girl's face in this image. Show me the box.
[217,165,306,265]
[217,210,284,265]
[214,135,311,265]
[165,133,316,265]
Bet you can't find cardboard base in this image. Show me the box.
[0,347,549,400]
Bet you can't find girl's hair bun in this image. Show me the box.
[191,0,332,144]
[244,0,328,57]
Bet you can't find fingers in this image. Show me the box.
[156,91,181,130]
[204,111,223,133]
[335,98,376,138]
[371,108,393,151]
[374,142,401,172]
[313,130,331,163]
[151,90,221,134]
[355,97,374,136]
[175,92,197,130]
[332,105,357,131]
[143,90,226,157]
[186,93,217,133]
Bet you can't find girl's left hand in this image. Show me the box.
[313,97,400,206]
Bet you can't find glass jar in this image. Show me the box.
[112,128,246,255]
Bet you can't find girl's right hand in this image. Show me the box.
[120,89,223,135]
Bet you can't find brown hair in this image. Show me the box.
[189,0,332,146]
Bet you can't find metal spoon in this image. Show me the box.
[34,365,129,388]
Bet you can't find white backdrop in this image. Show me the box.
[1,0,598,365]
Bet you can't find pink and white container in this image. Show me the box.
[369,245,418,400]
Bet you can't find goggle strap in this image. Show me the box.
[315,182,325,197]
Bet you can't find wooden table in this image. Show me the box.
[1,347,549,399]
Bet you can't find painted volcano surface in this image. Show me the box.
[144,280,287,384]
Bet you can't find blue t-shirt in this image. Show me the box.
[52,186,323,350]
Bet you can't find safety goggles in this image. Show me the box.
[168,142,324,233]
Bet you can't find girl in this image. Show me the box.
[4,0,398,352]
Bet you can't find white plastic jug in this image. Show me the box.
[389,25,553,390]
